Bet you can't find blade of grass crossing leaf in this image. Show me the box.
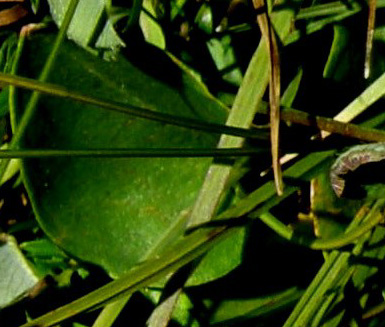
[1,0,80,184]
[365,0,376,78]
[186,39,268,227]
[254,0,283,195]
[219,151,334,220]
[150,12,296,322]
[0,72,266,140]
[20,151,331,327]
[20,226,236,327]
[8,33,24,133]
[4,70,385,143]
[179,27,284,327]
[0,148,266,158]
[187,1,295,227]
[11,0,79,144]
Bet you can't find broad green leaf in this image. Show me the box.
[0,234,40,309]
[12,32,245,283]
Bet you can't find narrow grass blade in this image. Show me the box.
[323,63,385,134]
[282,200,384,326]
[0,72,265,140]
[20,225,237,327]
[0,148,266,158]
[186,0,295,227]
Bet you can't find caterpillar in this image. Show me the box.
[330,143,385,197]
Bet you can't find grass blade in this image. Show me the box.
[0,72,266,140]
[19,225,237,327]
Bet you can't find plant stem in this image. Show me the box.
[0,72,266,140]
[19,225,235,327]
[0,0,80,182]
[283,202,376,327]
[4,69,385,145]
[0,148,266,158]
[278,107,385,142]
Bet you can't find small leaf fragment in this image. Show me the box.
[0,233,40,309]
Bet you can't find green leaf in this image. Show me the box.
[207,35,243,87]
[47,0,123,49]
[323,24,351,81]
[0,143,20,185]
[20,224,236,327]
[195,3,213,34]
[210,287,303,325]
[186,226,245,286]
[12,32,244,283]
[0,234,40,309]
[140,0,166,49]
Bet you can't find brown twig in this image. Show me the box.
[254,0,284,195]
[279,107,385,142]
[364,0,377,78]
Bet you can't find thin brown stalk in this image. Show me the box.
[365,0,377,78]
[254,0,283,195]
[278,107,385,142]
